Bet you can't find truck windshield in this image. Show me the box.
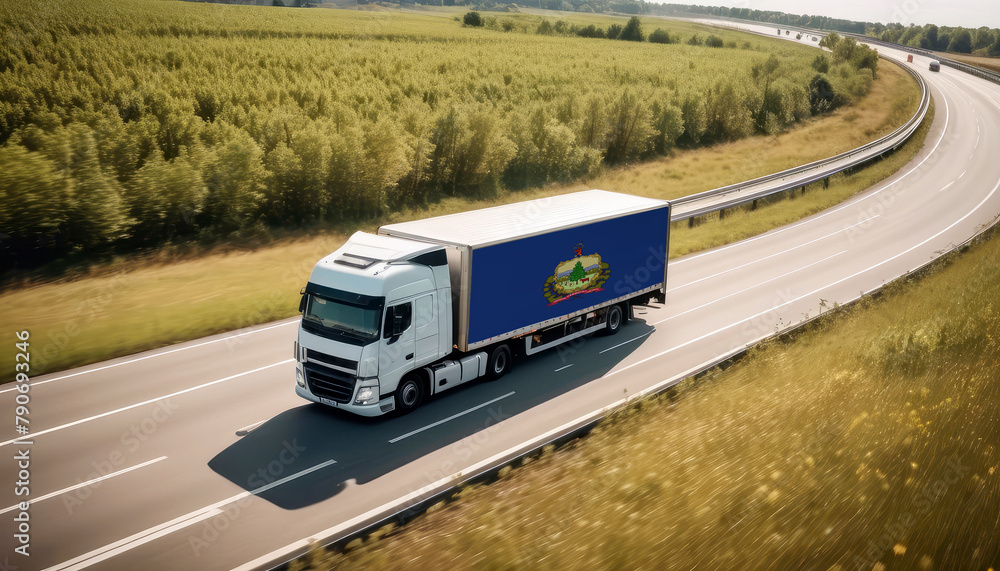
[303,295,382,344]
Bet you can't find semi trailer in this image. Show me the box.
[294,189,671,416]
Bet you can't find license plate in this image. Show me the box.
[319,397,339,407]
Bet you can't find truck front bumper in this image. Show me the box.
[295,384,395,417]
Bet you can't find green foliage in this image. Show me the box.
[811,54,829,73]
[619,16,644,42]
[576,24,605,39]
[705,34,724,48]
[463,11,484,27]
[648,28,672,44]
[687,33,702,46]
[0,0,840,271]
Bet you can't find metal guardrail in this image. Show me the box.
[670,52,930,222]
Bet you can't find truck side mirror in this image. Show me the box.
[298,289,307,313]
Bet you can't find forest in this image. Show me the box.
[0,1,877,274]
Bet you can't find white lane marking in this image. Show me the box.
[940,181,956,192]
[554,364,573,372]
[611,173,1000,381]
[389,392,516,444]
[654,251,848,325]
[670,218,873,292]
[674,88,950,266]
[0,360,294,448]
[46,459,337,571]
[599,331,653,354]
[0,319,298,395]
[0,456,167,516]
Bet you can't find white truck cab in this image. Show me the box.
[295,232,452,416]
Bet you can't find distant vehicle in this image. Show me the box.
[294,190,671,416]
[907,54,914,63]
[812,36,819,42]
[929,60,941,72]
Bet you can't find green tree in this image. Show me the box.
[463,11,483,27]
[705,35,724,47]
[619,16,644,42]
[202,129,267,233]
[0,145,67,263]
[606,23,623,40]
[569,260,586,282]
[948,29,972,53]
[128,152,207,242]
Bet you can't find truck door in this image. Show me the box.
[413,293,438,366]
[380,301,416,390]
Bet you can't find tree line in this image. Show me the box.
[0,2,871,274]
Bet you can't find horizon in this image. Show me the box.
[657,0,1000,30]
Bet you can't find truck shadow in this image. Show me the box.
[207,320,654,510]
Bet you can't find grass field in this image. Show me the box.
[291,186,1000,571]
[0,49,923,378]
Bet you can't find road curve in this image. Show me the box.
[2,32,1000,571]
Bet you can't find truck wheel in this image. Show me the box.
[487,344,512,380]
[395,373,425,414]
[603,304,624,336]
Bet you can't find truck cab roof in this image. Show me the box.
[308,232,445,301]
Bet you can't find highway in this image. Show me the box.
[2,34,1000,571]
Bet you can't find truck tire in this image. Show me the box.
[395,373,425,414]
[603,304,624,336]
[487,344,512,380]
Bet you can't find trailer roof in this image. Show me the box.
[379,190,668,248]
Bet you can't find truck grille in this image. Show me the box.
[305,363,355,404]
[306,349,358,372]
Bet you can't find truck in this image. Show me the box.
[294,189,671,416]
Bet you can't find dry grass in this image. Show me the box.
[936,52,1000,74]
[294,201,1000,571]
[0,57,922,378]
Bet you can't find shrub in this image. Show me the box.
[649,28,672,44]
[606,23,623,40]
[577,24,604,39]
[705,35,724,48]
[619,16,644,42]
[463,11,483,27]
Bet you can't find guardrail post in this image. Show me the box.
[823,177,829,189]
[751,199,758,211]
[688,217,695,228]
[801,185,806,195]
[719,208,725,220]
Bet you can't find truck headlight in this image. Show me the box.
[296,368,306,388]
[354,379,380,405]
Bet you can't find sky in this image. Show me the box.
[667,0,1000,30]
